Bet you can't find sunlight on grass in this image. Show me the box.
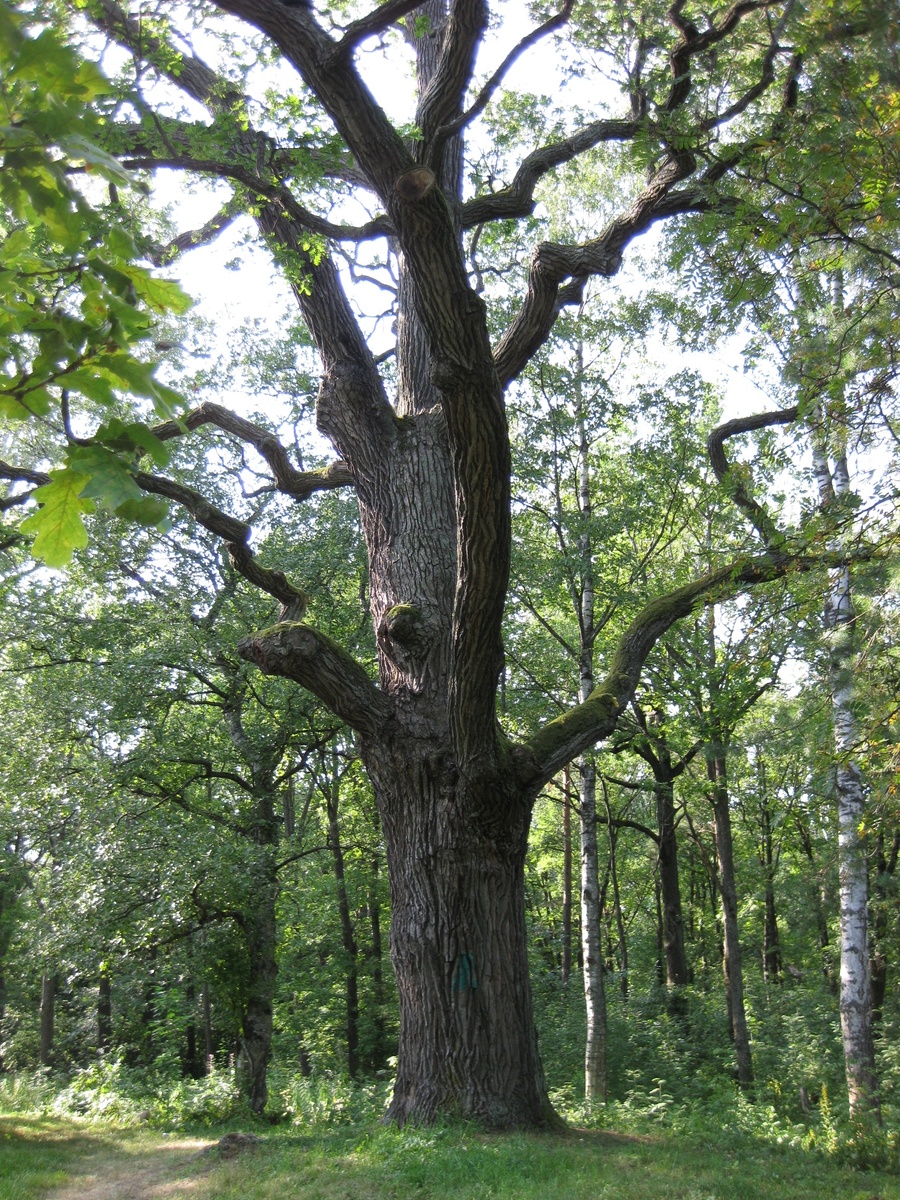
[170,1124,900,1200]
[1,1114,899,1200]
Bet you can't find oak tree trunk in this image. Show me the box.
[366,747,552,1126]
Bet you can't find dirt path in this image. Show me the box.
[45,1136,214,1200]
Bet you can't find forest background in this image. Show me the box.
[0,0,900,1170]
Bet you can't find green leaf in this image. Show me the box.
[19,469,94,567]
[66,444,143,511]
[114,495,168,526]
[93,417,171,466]
[120,266,193,315]
[56,135,133,184]
[64,368,120,407]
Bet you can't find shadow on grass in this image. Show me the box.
[0,1115,114,1200]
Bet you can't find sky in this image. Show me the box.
[139,2,793,447]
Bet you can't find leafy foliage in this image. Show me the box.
[0,0,190,563]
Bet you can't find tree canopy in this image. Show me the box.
[1,0,899,1130]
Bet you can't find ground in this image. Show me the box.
[1,1113,899,1200]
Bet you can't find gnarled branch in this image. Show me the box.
[494,152,704,386]
[238,622,393,738]
[123,155,393,244]
[434,0,574,148]
[152,402,354,501]
[460,119,642,229]
[707,405,799,545]
[515,544,877,794]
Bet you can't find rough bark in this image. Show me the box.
[365,743,553,1126]
[72,0,843,1128]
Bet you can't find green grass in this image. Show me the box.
[0,1115,115,1199]
[1,1116,898,1200]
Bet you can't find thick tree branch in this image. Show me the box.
[515,546,877,794]
[238,621,394,738]
[494,152,704,386]
[92,1,395,478]
[417,0,489,169]
[434,0,574,146]
[148,202,241,266]
[90,0,239,108]
[460,119,642,229]
[152,402,355,501]
[252,203,396,484]
[336,0,428,54]
[123,155,393,244]
[663,0,772,115]
[132,472,311,614]
[212,0,413,205]
[0,461,47,487]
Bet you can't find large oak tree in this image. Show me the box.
[2,0,895,1126]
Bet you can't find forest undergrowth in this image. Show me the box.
[2,985,900,1200]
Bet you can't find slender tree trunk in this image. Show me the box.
[221,697,284,1113]
[138,947,156,1065]
[325,765,360,1078]
[707,751,754,1088]
[603,788,628,1001]
[797,816,835,989]
[363,845,389,1070]
[39,974,55,1067]
[655,772,689,990]
[654,876,665,987]
[580,757,607,1104]
[630,710,689,996]
[870,832,898,1025]
[812,421,879,1118]
[570,351,608,1104]
[235,840,278,1113]
[98,969,112,1052]
[0,877,17,1072]
[761,796,782,986]
[561,770,573,984]
[202,983,213,1068]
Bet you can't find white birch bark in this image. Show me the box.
[812,423,879,1118]
[574,348,608,1104]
